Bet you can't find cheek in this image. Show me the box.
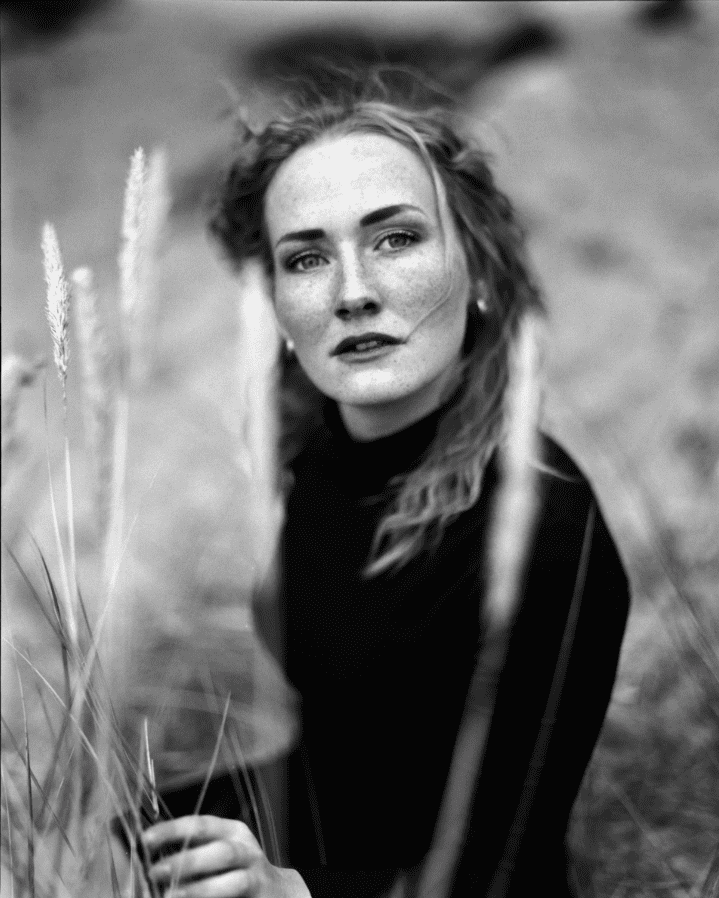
[274,280,327,344]
[381,253,447,316]
[386,253,469,349]
[381,245,465,326]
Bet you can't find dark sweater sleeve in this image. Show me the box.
[453,486,631,895]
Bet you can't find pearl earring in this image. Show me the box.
[284,338,295,353]
[475,281,489,314]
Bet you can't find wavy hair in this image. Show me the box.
[209,68,544,576]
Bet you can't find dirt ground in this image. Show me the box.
[2,2,718,894]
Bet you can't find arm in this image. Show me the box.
[453,491,630,896]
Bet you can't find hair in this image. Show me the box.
[209,67,544,577]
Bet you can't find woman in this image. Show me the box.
[143,71,630,897]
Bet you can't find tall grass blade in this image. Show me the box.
[414,312,542,898]
[487,505,597,898]
[62,436,79,648]
[233,258,283,584]
[3,640,128,818]
[1,765,17,898]
[142,719,159,826]
[41,223,70,404]
[166,695,233,896]
[484,311,542,629]
[192,693,232,819]
[700,839,719,898]
[71,266,115,543]
[3,538,62,644]
[107,832,122,898]
[42,383,77,652]
[14,663,35,898]
[119,147,146,340]
[1,714,75,852]
[129,727,159,898]
[129,147,170,387]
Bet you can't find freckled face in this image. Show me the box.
[264,132,471,436]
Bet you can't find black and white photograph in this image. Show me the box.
[2,2,718,896]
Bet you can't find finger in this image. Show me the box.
[144,816,256,854]
[164,868,253,898]
[150,839,255,886]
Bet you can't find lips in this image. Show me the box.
[331,332,403,357]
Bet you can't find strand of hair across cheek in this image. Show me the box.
[402,290,456,339]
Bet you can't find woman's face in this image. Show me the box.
[264,132,472,440]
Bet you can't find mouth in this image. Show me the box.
[331,332,404,357]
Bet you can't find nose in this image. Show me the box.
[334,251,380,321]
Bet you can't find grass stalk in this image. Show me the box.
[107,832,122,898]
[414,312,543,898]
[41,224,70,407]
[14,664,35,898]
[42,223,80,656]
[699,839,719,898]
[42,384,77,655]
[3,640,127,816]
[3,147,177,897]
[62,435,79,653]
[234,258,283,584]
[0,717,75,853]
[129,147,169,387]
[119,148,147,339]
[487,504,597,898]
[1,785,16,898]
[191,694,232,819]
[71,266,115,544]
[142,719,159,826]
[102,389,128,593]
[130,727,159,898]
[166,695,232,896]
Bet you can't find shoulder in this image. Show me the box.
[533,432,599,527]
[536,432,592,489]
[529,432,630,609]
[528,433,629,586]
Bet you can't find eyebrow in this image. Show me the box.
[275,204,424,248]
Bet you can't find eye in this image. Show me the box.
[286,252,327,273]
[377,230,419,252]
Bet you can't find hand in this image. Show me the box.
[143,815,311,898]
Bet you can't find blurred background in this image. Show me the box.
[2,1,718,895]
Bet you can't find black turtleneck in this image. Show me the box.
[279,402,629,897]
[160,401,630,897]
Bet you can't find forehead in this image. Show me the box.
[264,132,440,238]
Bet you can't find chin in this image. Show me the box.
[327,374,436,410]
[333,388,410,408]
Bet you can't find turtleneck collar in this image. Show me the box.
[316,399,445,500]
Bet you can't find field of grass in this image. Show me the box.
[2,2,718,895]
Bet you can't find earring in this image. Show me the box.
[475,281,489,314]
[284,338,295,353]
